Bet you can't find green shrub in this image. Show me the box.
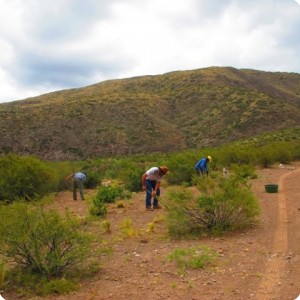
[5,269,78,297]
[42,278,78,295]
[0,202,92,277]
[94,185,129,204]
[165,176,260,236]
[231,164,257,179]
[124,169,143,192]
[256,146,277,168]
[84,171,101,189]
[0,154,56,201]
[165,155,194,186]
[90,185,131,217]
[89,199,107,217]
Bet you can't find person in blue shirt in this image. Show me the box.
[194,156,212,176]
[65,172,87,201]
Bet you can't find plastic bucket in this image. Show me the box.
[265,184,278,193]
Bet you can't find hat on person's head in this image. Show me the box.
[207,156,212,162]
[159,166,169,174]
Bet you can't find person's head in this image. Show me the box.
[159,166,169,175]
[207,156,212,162]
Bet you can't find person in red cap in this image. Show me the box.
[141,166,169,210]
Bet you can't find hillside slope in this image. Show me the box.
[0,67,299,160]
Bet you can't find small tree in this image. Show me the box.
[0,202,92,277]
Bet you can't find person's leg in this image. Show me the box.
[145,180,154,208]
[200,168,205,177]
[73,180,77,200]
[153,188,160,207]
[77,179,85,200]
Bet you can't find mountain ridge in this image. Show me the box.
[0,66,299,160]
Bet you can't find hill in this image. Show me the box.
[0,66,299,160]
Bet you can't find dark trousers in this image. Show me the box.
[196,168,208,176]
[145,180,160,207]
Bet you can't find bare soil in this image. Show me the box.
[3,163,300,300]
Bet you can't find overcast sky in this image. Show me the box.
[0,0,300,103]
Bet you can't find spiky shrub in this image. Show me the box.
[0,202,92,277]
[165,176,260,237]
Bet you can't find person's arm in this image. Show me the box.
[153,181,161,196]
[65,173,74,181]
[141,173,147,190]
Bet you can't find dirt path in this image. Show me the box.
[255,167,300,300]
[2,164,300,300]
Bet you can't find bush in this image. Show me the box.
[0,154,56,202]
[165,176,260,237]
[165,154,194,186]
[84,171,101,189]
[231,164,257,179]
[0,202,92,277]
[94,185,130,204]
[124,169,143,192]
[90,184,131,217]
[89,199,107,217]
[5,270,78,297]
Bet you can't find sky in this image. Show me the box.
[0,0,300,103]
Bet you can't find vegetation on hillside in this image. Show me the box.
[0,67,299,160]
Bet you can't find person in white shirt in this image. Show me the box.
[141,166,169,210]
[65,172,87,201]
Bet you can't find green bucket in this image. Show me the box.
[265,184,278,193]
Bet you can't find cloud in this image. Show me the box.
[0,0,300,103]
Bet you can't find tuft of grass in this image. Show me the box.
[167,245,218,271]
[120,218,137,238]
[116,200,125,208]
[102,220,111,233]
[42,278,78,295]
[147,222,156,233]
